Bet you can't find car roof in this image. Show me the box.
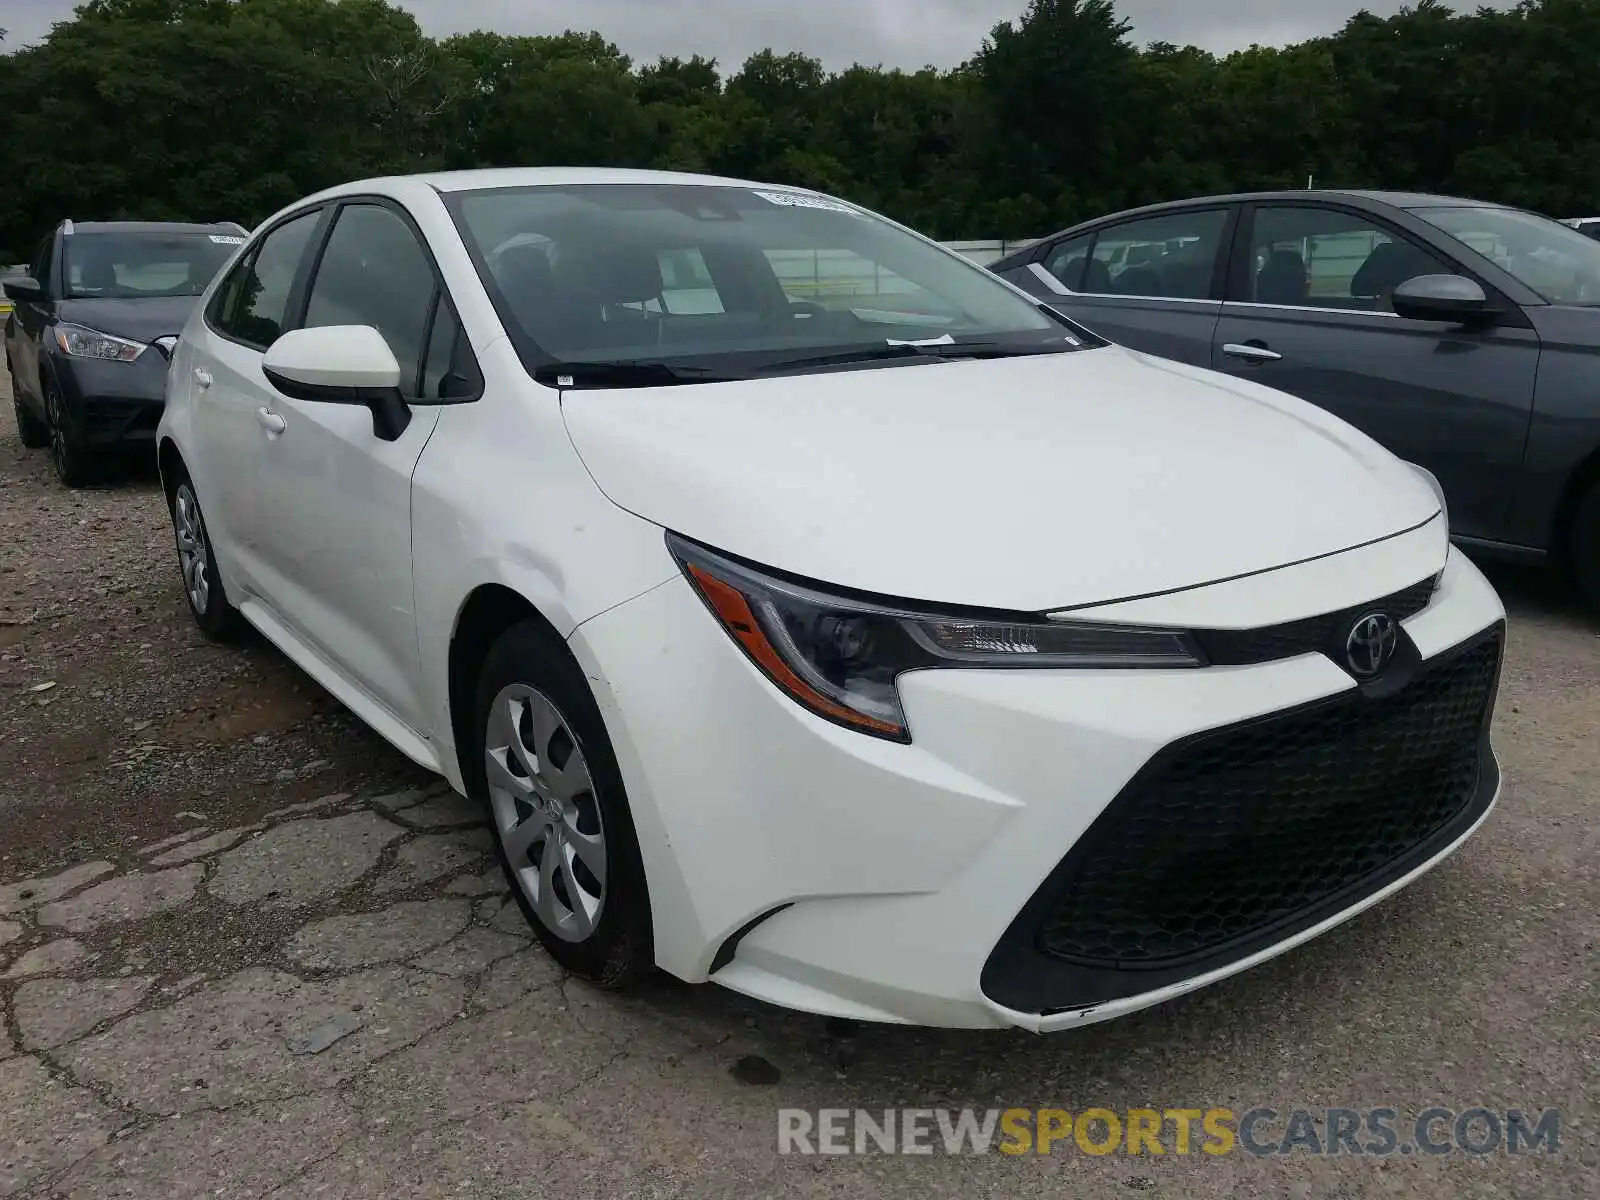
[991,189,1518,267]
[427,167,773,193]
[1071,189,1504,223]
[1317,189,1500,210]
[309,166,788,199]
[63,219,246,235]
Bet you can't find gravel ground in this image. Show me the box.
[0,371,432,881]
[0,363,1595,1198]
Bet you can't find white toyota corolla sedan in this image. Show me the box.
[156,168,1506,1032]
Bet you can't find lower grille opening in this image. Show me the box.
[981,624,1503,1015]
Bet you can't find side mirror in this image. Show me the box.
[1391,274,1493,324]
[2,274,43,303]
[262,325,412,441]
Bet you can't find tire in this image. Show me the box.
[6,350,50,449]
[44,377,99,487]
[1570,479,1600,616]
[168,472,245,641]
[473,620,654,986]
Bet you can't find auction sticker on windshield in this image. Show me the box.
[750,190,862,216]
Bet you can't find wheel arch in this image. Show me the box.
[1549,445,1600,565]
[35,346,65,394]
[17,349,63,417]
[157,436,185,499]
[446,583,575,792]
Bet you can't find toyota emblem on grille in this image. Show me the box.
[1344,612,1399,678]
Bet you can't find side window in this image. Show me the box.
[656,248,725,315]
[484,235,555,325]
[1249,207,1448,311]
[303,203,437,396]
[608,248,728,316]
[419,299,482,402]
[1089,210,1229,300]
[213,210,321,348]
[30,235,53,292]
[1040,233,1092,291]
[209,252,255,334]
[763,248,960,326]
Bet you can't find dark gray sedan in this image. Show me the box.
[991,190,1600,610]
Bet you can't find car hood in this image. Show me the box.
[56,296,202,344]
[560,346,1441,612]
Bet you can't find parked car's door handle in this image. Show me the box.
[1222,342,1283,363]
[193,367,213,389]
[256,407,286,434]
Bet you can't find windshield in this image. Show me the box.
[64,232,240,300]
[446,183,1085,381]
[1415,206,1600,305]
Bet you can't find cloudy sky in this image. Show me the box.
[0,1,1477,67]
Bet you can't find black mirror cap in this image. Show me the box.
[260,364,413,443]
[262,362,371,406]
[2,274,44,303]
[1392,273,1492,323]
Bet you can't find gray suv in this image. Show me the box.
[992,190,1600,611]
[3,219,246,486]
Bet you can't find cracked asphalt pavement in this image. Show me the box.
[1,365,1597,1197]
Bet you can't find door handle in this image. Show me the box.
[1222,342,1283,363]
[256,407,286,434]
[193,367,213,389]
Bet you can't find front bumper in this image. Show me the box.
[53,349,170,447]
[570,540,1506,1031]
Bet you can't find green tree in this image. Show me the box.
[969,0,1143,225]
[637,55,726,171]
[5,0,1600,256]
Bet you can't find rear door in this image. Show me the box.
[1209,201,1540,543]
[184,206,327,592]
[1001,206,1236,367]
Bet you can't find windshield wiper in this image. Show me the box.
[537,339,1080,389]
[754,339,1076,376]
[534,360,745,389]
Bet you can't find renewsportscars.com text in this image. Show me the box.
[777,1106,1561,1157]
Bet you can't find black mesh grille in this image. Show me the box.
[1194,577,1437,667]
[1035,627,1500,969]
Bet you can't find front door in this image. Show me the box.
[248,200,448,735]
[1210,203,1540,542]
[9,235,57,404]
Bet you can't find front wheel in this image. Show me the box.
[1570,480,1600,618]
[474,620,654,986]
[45,379,98,487]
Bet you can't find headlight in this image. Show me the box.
[1407,461,1448,529]
[668,533,1203,742]
[54,323,147,362]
